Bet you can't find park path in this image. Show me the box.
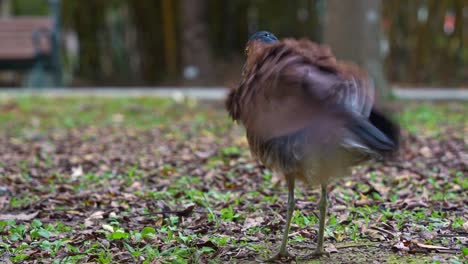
[0,87,467,100]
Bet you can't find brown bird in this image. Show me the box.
[226,31,399,261]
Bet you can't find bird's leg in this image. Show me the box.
[305,184,330,258]
[266,176,295,261]
[316,184,328,254]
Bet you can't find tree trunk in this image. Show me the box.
[127,1,165,84]
[180,0,214,85]
[324,0,389,98]
[0,0,11,17]
[161,0,177,77]
[62,0,109,84]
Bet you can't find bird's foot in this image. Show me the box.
[257,250,295,263]
[300,248,330,260]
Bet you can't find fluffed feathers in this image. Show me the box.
[226,38,399,182]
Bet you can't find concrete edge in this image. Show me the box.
[0,87,467,101]
[0,87,228,100]
[392,88,468,100]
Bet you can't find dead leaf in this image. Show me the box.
[112,113,125,123]
[363,227,386,241]
[195,150,216,159]
[88,211,105,220]
[193,235,219,250]
[0,196,9,211]
[370,226,396,239]
[177,204,196,218]
[393,240,410,253]
[368,181,390,197]
[415,242,450,251]
[404,201,429,210]
[271,171,283,186]
[83,221,92,227]
[0,211,39,221]
[325,243,338,254]
[102,224,114,232]
[419,146,432,158]
[84,211,105,227]
[418,230,435,240]
[71,166,84,180]
[242,216,264,231]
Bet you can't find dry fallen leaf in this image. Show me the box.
[88,211,105,220]
[242,216,264,231]
[195,150,216,159]
[415,242,450,251]
[393,240,410,253]
[271,171,283,186]
[0,196,9,211]
[363,227,386,241]
[112,113,125,123]
[195,236,219,250]
[84,211,105,227]
[102,224,114,232]
[71,166,84,180]
[419,146,432,158]
[325,243,338,254]
[0,211,39,221]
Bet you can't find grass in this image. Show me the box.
[0,96,217,133]
[397,101,467,138]
[0,96,466,263]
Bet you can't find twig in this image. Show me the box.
[335,242,381,249]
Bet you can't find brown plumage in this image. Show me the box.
[226,31,398,260]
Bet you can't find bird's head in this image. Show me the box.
[245,31,279,56]
[248,31,279,44]
[243,31,279,76]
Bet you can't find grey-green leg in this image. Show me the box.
[305,184,330,258]
[316,184,327,253]
[266,177,295,261]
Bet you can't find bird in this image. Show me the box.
[226,31,399,261]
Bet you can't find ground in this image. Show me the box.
[0,96,466,264]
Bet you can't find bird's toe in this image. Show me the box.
[257,250,295,263]
[300,249,331,260]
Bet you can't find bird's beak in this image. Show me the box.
[264,35,278,43]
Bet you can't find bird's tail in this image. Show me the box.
[348,109,399,157]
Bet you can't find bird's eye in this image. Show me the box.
[245,47,249,55]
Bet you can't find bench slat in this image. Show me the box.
[0,17,52,28]
[0,17,53,60]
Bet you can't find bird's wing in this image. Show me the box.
[226,39,395,156]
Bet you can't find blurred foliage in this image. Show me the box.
[127,0,170,84]
[61,1,110,83]
[11,0,48,15]
[8,0,467,87]
[207,0,323,57]
[382,0,467,87]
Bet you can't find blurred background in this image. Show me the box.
[0,0,466,89]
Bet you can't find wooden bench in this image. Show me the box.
[0,0,62,87]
